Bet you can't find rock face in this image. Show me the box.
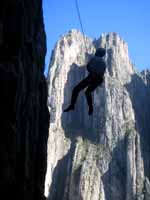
[0,1,49,200]
[46,29,150,200]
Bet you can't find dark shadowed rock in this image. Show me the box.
[0,0,49,199]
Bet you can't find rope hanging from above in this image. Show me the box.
[75,0,88,52]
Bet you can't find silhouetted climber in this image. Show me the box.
[64,48,106,115]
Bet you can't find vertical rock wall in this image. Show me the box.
[0,0,49,199]
[46,30,150,200]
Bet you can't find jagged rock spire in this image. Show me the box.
[45,30,150,200]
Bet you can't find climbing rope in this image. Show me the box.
[75,0,88,52]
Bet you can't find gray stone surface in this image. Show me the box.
[46,30,150,200]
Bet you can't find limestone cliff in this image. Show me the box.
[46,30,150,200]
[0,1,49,199]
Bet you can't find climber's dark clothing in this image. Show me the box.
[64,72,104,115]
[71,73,103,113]
[87,56,106,75]
[64,48,106,115]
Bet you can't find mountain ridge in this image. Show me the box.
[45,29,150,200]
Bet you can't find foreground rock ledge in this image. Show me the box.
[0,1,49,199]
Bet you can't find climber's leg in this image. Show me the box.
[85,76,104,115]
[64,75,91,112]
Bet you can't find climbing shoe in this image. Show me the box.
[64,104,75,112]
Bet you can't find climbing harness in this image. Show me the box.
[75,0,88,52]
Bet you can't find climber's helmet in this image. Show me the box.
[95,48,106,57]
